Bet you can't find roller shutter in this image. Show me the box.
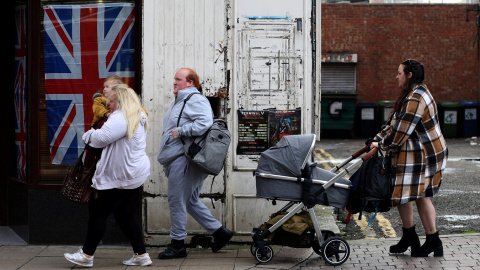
[321,63,356,94]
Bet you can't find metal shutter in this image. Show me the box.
[321,64,356,94]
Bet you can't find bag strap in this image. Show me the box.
[177,92,201,145]
[176,92,200,127]
[86,132,93,147]
[367,201,380,226]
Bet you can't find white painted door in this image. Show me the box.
[229,0,314,238]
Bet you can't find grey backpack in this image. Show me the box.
[177,93,231,175]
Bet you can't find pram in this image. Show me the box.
[251,134,375,266]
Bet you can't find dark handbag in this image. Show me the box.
[348,148,392,214]
[61,148,99,205]
[362,149,392,201]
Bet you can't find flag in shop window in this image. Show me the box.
[15,5,27,179]
[43,3,135,165]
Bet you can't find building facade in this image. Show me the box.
[1,0,478,245]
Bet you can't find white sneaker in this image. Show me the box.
[123,253,152,266]
[64,248,93,267]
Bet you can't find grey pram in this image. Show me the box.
[252,134,372,266]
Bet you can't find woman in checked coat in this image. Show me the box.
[371,59,448,257]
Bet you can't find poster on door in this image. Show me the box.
[237,110,269,155]
[237,109,302,154]
[268,109,302,147]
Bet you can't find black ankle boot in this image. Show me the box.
[411,231,443,257]
[389,226,421,254]
[211,227,234,253]
[158,239,187,259]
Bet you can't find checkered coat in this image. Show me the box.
[375,84,448,206]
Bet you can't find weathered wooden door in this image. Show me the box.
[229,0,314,239]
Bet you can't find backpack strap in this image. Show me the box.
[176,92,200,127]
[346,209,353,223]
[358,199,368,221]
[367,201,380,226]
[177,92,200,145]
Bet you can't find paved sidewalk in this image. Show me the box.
[1,233,479,269]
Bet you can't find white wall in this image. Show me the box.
[142,0,229,245]
[142,0,315,245]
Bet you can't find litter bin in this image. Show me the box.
[438,101,459,138]
[357,103,378,138]
[321,94,356,131]
[459,101,479,137]
[378,100,395,126]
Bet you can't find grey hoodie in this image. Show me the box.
[157,87,213,166]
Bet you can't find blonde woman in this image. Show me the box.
[64,85,152,267]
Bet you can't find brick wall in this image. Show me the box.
[322,4,480,103]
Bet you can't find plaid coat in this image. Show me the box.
[375,84,448,206]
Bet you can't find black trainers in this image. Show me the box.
[211,227,234,253]
[158,239,187,259]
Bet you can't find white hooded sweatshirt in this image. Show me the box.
[82,110,150,190]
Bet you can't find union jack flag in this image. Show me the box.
[15,5,27,179]
[43,3,135,165]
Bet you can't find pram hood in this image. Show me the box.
[256,134,316,177]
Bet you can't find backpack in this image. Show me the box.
[347,148,393,226]
[177,92,231,176]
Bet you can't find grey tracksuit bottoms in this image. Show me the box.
[165,155,222,240]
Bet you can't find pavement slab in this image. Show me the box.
[0,233,479,269]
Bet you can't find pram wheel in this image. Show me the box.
[254,245,274,263]
[312,230,336,255]
[321,236,350,266]
[250,243,257,255]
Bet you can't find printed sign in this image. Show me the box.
[383,107,392,122]
[237,110,269,155]
[361,108,375,120]
[465,108,477,120]
[268,109,302,147]
[444,111,457,124]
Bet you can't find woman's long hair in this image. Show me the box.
[389,59,425,119]
[111,84,148,139]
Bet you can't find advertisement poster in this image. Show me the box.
[237,110,269,155]
[268,109,301,147]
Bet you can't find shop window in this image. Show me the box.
[35,0,138,183]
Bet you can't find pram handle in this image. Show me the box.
[352,144,369,159]
[361,146,378,161]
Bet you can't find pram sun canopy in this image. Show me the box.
[256,134,316,177]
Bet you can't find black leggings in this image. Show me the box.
[82,187,146,255]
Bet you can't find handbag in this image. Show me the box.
[61,144,100,205]
[361,149,392,201]
[347,147,393,225]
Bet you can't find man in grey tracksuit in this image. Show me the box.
[157,68,233,259]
